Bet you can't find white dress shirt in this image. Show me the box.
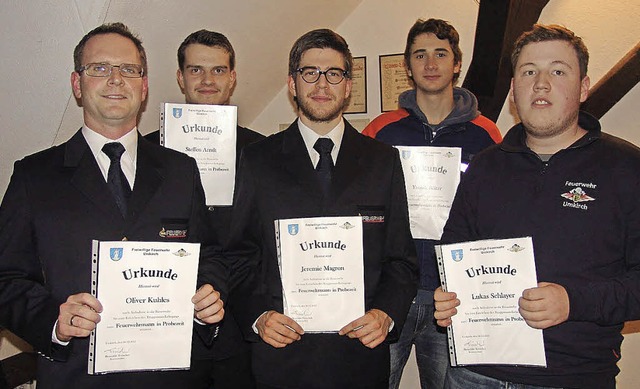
[297,118,344,168]
[82,126,138,189]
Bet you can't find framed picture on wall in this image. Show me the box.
[345,56,367,114]
[379,54,412,112]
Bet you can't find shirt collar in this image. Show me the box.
[82,126,138,162]
[82,126,138,186]
[297,118,344,167]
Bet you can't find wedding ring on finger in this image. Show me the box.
[70,315,77,327]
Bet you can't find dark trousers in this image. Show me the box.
[256,380,388,389]
[189,351,255,389]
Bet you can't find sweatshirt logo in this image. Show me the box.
[561,182,596,211]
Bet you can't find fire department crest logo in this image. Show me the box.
[340,222,355,230]
[561,187,595,203]
[173,248,191,257]
[508,244,525,253]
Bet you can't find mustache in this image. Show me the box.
[306,92,335,99]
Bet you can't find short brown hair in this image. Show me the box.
[404,19,462,83]
[73,22,147,75]
[512,24,589,79]
[177,30,235,71]
[288,29,352,79]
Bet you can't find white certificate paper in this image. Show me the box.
[396,146,461,239]
[88,241,199,374]
[436,237,546,366]
[275,216,365,332]
[160,103,237,206]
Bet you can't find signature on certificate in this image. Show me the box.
[289,308,312,317]
[464,339,486,348]
[104,346,131,357]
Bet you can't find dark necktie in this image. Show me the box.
[102,142,131,217]
[313,138,334,196]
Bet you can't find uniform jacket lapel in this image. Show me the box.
[127,135,163,223]
[65,130,164,224]
[281,122,323,197]
[65,129,123,220]
[332,122,365,201]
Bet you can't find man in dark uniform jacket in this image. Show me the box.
[146,30,263,389]
[227,29,418,389]
[0,23,225,388]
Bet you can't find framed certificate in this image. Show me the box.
[379,54,413,112]
[345,56,367,114]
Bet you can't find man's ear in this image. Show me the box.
[176,69,186,94]
[344,78,352,99]
[141,76,149,102]
[405,60,412,78]
[71,71,82,99]
[454,60,461,75]
[509,78,515,104]
[579,75,590,103]
[229,69,237,89]
[288,74,296,98]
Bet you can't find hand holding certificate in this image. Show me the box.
[88,241,199,374]
[436,237,546,367]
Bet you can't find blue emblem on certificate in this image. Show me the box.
[288,224,299,236]
[172,107,182,118]
[109,248,123,261]
[450,249,463,262]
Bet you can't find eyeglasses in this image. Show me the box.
[78,63,144,78]
[296,66,348,85]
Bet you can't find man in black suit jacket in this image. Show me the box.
[227,29,418,389]
[0,23,225,388]
[146,29,264,389]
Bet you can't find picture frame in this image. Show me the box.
[345,56,367,114]
[379,54,412,112]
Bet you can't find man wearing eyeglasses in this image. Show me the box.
[0,23,225,388]
[225,29,417,388]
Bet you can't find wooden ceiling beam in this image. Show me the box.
[462,0,549,121]
[581,42,640,119]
